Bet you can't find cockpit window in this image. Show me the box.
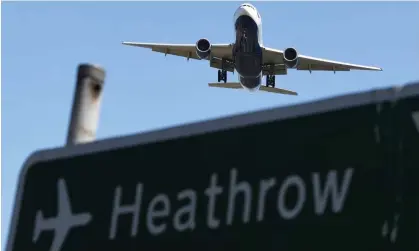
[242,3,259,18]
[243,4,255,10]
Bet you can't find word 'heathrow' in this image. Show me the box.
[109,167,354,238]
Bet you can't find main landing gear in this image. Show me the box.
[217,58,230,83]
[218,70,227,83]
[266,75,276,88]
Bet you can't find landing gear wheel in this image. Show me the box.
[266,75,275,88]
[218,70,227,83]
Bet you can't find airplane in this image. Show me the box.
[122,3,382,95]
[33,179,92,251]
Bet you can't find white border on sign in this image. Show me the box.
[5,80,419,251]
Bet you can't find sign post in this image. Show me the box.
[66,64,106,145]
[6,82,419,251]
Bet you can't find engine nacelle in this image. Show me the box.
[195,38,211,59]
[283,47,299,68]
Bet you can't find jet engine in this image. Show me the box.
[196,38,211,59]
[283,47,299,68]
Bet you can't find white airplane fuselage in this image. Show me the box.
[122,3,382,95]
[233,3,264,92]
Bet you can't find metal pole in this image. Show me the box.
[66,63,106,146]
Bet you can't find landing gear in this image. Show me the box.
[266,75,275,88]
[218,70,227,83]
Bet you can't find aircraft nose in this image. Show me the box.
[235,5,251,19]
[239,6,252,16]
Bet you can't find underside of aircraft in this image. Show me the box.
[122,3,382,95]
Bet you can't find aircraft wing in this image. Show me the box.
[122,42,235,72]
[262,47,382,74]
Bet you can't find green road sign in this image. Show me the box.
[6,82,419,251]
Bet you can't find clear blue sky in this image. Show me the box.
[2,1,418,246]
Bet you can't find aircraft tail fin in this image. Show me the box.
[33,211,44,242]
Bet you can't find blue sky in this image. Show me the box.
[2,1,418,246]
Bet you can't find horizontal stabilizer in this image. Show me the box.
[259,86,298,95]
[208,82,298,95]
[208,82,243,89]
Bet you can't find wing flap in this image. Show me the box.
[210,58,235,73]
[297,63,350,72]
[297,55,382,71]
[122,42,202,60]
[262,47,382,72]
[262,64,288,75]
[122,42,235,63]
[152,46,201,60]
